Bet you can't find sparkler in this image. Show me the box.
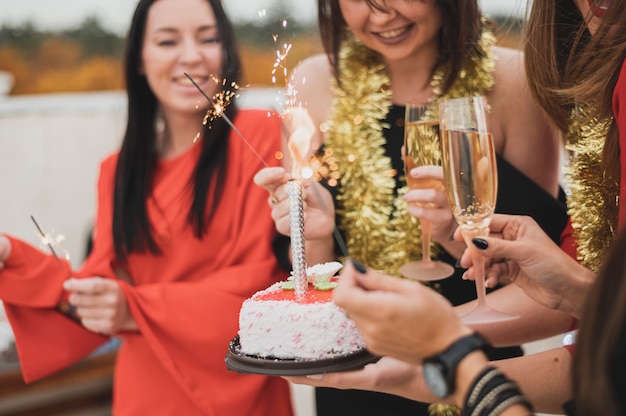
[272,25,347,259]
[30,215,67,264]
[30,215,78,320]
[183,72,269,168]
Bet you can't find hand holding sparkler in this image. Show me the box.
[186,71,347,297]
[64,277,137,334]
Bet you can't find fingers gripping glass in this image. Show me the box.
[399,102,455,281]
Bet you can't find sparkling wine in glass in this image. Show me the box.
[439,96,517,323]
[399,102,454,281]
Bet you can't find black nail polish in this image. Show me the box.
[351,259,368,274]
[455,258,463,268]
[472,238,489,250]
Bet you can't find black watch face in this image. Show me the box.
[423,362,448,398]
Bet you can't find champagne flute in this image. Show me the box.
[399,102,454,281]
[439,96,517,323]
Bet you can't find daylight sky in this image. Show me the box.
[0,0,529,34]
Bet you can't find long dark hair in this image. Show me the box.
[524,0,626,192]
[113,0,242,260]
[317,0,483,94]
[574,225,626,415]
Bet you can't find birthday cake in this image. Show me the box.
[238,262,365,360]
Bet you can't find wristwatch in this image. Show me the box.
[422,332,492,398]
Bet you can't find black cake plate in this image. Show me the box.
[225,336,380,376]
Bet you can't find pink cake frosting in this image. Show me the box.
[238,265,365,360]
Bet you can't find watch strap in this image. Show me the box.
[425,332,492,396]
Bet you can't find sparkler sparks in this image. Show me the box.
[184,72,270,168]
[30,215,69,263]
[30,215,79,320]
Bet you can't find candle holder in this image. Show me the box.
[288,179,307,300]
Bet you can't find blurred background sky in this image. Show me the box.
[0,0,529,35]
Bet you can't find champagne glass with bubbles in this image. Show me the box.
[399,102,455,281]
[439,96,517,323]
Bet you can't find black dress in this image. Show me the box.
[275,105,569,415]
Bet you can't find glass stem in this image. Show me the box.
[462,227,489,308]
[470,245,487,308]
[420,218,432,265]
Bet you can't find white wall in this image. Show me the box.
[0,92,126,265]
[0,88,281,266]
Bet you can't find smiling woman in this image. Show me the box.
[0,0,294,415]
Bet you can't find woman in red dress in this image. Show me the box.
[0,1,293,415]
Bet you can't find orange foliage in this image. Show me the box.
[33,56,123,93]
[35,37,82,70]
[0,47,32,94]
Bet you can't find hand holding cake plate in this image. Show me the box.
[226,262,379,376]
[225,336,380,376]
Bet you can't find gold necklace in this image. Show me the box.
[325,28,495,276]
[565,107,618,271]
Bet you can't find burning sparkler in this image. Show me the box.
[184,72,270,168]
[30,215,77,319]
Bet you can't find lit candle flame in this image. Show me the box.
[283,107,315,179]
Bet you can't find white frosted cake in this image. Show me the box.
[238,262,365,360]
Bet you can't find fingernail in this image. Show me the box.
[472,238,489,250]
[449,230,456,241]
[351,259,368,274]
[306,373,325,380]
[455,258,463,268]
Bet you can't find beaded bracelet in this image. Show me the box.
[462,366,533,416]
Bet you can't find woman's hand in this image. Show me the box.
[334,261,472,364]
[0,236,11,270]
[404,166,463,256]
[254,166,335,241]
[456,214,594,318]
[284,356,442,403]
[64,277,138,334]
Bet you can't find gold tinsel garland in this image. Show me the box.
[325,29,495,277]
[565,107,618,271]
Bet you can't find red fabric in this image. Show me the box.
[559,218,578,261]
[614,58,626,231]
[0,110,293,416]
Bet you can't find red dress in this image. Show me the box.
[0,109,294,416]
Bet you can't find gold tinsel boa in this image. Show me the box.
[325,30,495,277]
[565,107,618,271]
